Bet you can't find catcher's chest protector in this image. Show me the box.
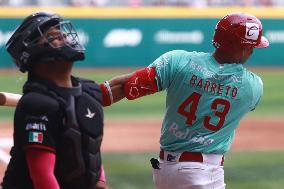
[24,78,104,189]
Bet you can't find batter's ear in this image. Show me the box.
[19,92,60,115]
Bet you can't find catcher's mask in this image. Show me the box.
[6,12,85,73]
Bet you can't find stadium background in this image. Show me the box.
[0,1,284,189]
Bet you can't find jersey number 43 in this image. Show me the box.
[178,92,231,131]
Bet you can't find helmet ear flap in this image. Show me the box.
[213,26,241,52]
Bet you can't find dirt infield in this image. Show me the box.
[1,117,284,181]
[102,117,284,152]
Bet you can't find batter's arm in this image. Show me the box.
[100,67,159,105]
[109,73,133,101]
[123,67,158,100]
[100,73,132,106]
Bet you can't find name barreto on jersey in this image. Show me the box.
[189,74,238,98]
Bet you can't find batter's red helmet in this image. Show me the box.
[213,12,269,51]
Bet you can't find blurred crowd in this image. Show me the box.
[0,0,284,7]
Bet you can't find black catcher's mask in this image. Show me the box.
[6,12,85,72]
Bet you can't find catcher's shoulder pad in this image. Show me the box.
[19,92,60,115]
[75,77,103,103]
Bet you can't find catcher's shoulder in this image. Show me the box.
[18,92,60,114]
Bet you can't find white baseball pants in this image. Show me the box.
[152,152,225,189]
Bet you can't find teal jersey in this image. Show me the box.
[149,50,263,154]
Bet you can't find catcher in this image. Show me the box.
[1,12,124,189]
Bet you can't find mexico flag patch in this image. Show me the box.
[29,132,43,143]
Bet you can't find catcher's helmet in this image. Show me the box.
[213,12,269,52]
[6,12,85,72]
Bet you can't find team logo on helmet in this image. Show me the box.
[245,23,260,41]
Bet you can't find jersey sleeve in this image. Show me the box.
[16,92,61,153]
[249,74,264,111]
[149,50,189,91]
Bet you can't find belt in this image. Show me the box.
[159,150,224,166]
